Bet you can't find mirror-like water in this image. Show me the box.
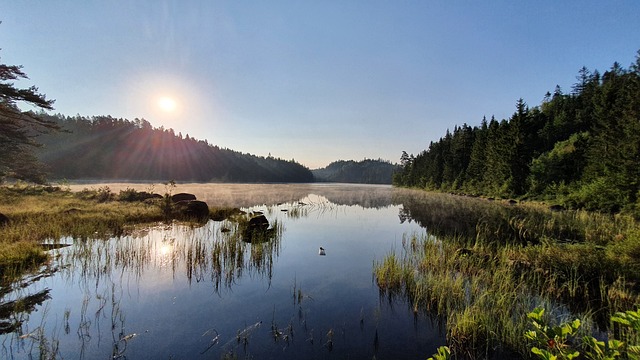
[1,184,445,359]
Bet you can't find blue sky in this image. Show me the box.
[1,1,639,169]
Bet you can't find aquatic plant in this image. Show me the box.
[525,307,640,360]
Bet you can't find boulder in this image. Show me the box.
[243,215,273,243]
[171,193,197,203]
[248,215,269,229]
[0,213,9,227]
[175,200,209,219]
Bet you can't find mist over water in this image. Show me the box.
[2,184,445,359]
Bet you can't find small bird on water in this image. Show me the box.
[318,247,326,256]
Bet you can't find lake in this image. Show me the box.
[1,183,446,359]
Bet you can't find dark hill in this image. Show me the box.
[36,114,314,183]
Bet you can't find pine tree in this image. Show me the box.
[0,57,57,183]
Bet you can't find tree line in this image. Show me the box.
[36,114,314,183]
[312,159,400,184]
[394,51,640,214]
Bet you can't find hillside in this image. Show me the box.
[312,159,400,184]
[394,51,640,214]
[36,114,314,183]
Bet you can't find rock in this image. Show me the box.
[507,199,518,206]
[243,215,273,243]
[175,200,209,219]
[248,215,269,229]
[171,193,197,203]
[0,213,9,227]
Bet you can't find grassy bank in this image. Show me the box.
[375,191,640,358]
[0,183,234,284]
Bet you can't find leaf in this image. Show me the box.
[531,347,557,360]
[566,351,580,360]
[525,330,538,341]
[528,308,545,322]
[611,314,631,326]
[607,339,624,351]
[570,319,581,331]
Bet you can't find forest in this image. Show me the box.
[394,51,640,215]
[36,114,314,183]
[311,159,400,184]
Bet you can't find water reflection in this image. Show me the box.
[65,214,283,292]
[1,186,442,359]
[68,182,399,209]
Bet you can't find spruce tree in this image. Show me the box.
[0,56,57,183]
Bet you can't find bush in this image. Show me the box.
[565,178,628,213]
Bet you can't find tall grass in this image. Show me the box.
[0,184,238,284]
[375,191,640,358]
[374,235,597,357]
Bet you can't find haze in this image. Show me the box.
[1,1,638,168]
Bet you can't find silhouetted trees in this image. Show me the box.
[37,114,314,183]
[312,159,400,184]
[0,55,58,183]
[394,50,640,214]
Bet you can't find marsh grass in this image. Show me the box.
[375,191,640,359]
[0,184,238,285]
[375,236,588,357]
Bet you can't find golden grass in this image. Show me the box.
[0,184,228,283]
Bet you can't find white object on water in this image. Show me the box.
[319,247,326,256]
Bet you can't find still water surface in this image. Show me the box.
[2,184,445,359]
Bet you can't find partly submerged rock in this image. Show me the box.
[248,215,270,230]
[174,200,210,220]
[243,215,274,243]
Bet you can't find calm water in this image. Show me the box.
[1,184,446,359]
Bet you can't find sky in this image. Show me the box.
[1,1,639,169]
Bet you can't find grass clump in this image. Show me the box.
[0,183,235,284]
[375,192,640,358]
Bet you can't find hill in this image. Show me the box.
[36,114,314,183]
[394,51,640,214]
[312,159,400,184]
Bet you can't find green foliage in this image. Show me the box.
[525,308,640,360]
[529,133,588,194]
[565,177,628,213]
[0,53,58,183]
[395,50,640,213]
[427,346,451,360]
[525,307,581,360]
[376,190,640,358]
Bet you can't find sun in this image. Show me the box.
[157,96,177,112]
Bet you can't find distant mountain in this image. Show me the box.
[36,114,314,183]
[312,159,400,184]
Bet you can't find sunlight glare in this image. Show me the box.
[158,96,177,112]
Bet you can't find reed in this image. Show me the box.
[374,220,640,358]
[0,184,239,284]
